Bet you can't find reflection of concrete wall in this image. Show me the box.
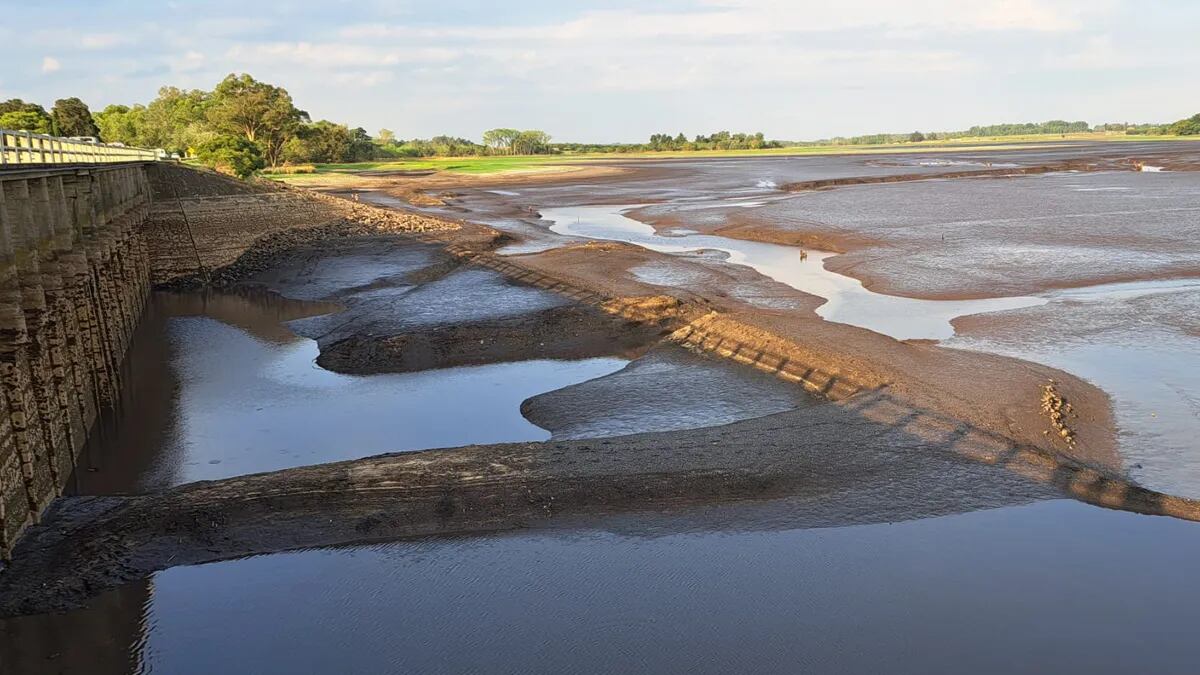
[0,165,152,558]
[0,576,150,673]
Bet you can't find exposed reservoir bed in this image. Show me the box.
[540,204,1048,341]
[534,199,1200,498]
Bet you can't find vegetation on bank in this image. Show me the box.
[3,71,1199,180]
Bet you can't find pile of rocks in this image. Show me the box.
[1040,380,1076,445]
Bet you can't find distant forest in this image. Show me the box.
[2,71,1198,178]
[812,118,1188,146]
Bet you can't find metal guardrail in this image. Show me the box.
[0,129,159,166]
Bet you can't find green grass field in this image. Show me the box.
[260,132,1194,184]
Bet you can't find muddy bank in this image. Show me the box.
[522,346,820,439]
[10,371,1200,618]
[777,159,1107,192]
[0,398,1066,616]
[234,234,670,374]
[188,175,1128,475]
[498,241,1115,461]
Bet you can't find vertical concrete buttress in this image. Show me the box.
[0,165,152,559]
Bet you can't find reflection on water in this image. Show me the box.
[540,204,1047,341]
[76,290,626,494]
[6,499,1200,674]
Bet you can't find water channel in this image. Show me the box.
[536,202,1200,497]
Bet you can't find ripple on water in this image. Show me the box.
[9,499,1200,674]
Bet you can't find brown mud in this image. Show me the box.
[776,159,1106,192]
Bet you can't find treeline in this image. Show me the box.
[3,75,378,176]
[0,98,100,137]
[553,131,784,154]
[377,129,553,158]
[4,77,1198,178]
[815,116,1200,145]
[1166,114,1200,135]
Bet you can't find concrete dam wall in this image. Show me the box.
[0,164,151,556]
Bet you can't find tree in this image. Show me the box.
[51,97,99,137]
[909,131,926,143]
[0,110,53,134]
[143,87,211,155]
[482,128,520,154]
[513,130,551,154]
[347,127,376,161]
[196,135,264,178]
[1168,113,1200,136]
[285,120,352,163]
[93,104,147,146]
[0,99,52,133]
[207,73,306,167]
[377,128,396,145]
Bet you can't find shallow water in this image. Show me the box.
[538,201,1200,495]
[950,279,1200,497]
[540,204,1047,341]
[76,291,627,493]
[6,499,1200,674]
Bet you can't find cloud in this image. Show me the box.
[225,42,458,68]
[342,0,1099,43]
[170,50,207,73]
[81,33,131,49]
[41,56,60,73]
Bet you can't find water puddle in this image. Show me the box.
[7,499,1200,674]
[540,204,1047,341]
[77,291,626,494]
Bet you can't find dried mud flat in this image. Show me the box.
[5,142,1200,617]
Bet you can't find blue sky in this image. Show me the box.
[2,0,1197,142]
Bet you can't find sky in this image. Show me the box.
[2,0,1198,142]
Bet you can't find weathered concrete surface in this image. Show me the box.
[0,165,151,558]
[143,164,458,284]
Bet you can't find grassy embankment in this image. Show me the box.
[260,132,1193,185]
